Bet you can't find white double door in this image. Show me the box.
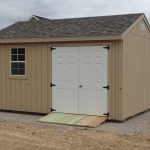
[52,46,108,116]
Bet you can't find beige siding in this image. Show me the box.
[0,43,51,113]
[108,41,123,120]
[130,19,150,38]
[0,41,123,120]
[36,43,42,112]
[122,19,150,120]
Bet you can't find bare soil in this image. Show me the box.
[0,120,150,150]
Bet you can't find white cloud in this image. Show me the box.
[0,0,150,29]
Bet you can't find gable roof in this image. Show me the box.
[27,15,50,21]
[0,13,143,39]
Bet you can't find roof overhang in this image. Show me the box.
[0,35,122,43]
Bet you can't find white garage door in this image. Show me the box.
[52,46,108,116]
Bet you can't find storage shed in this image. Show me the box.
[0,13,149,121]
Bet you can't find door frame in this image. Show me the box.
[49,42,111,115]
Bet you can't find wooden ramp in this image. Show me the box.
[38,113,107,128]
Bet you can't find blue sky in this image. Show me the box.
[0,0,150,29]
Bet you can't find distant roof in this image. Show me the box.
[27,15,50,21]
[0,13,143,39]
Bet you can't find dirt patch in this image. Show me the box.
[0,120,150,150]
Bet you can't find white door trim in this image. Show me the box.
[52,46,108,115]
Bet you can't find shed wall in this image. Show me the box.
[0,43,51,113]
[0,41,123,120]
[122,19,150,120]
[108,41,123,120]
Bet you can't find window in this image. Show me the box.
[11,48,25,75]
[140,23,145,31]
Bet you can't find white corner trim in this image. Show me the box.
[27,15,40,21]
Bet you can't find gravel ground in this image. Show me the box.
[0,110,149,134]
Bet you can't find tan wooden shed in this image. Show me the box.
[0,13,149,121]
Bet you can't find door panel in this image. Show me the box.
[52,46,108,116]
[52,47,78,114]
[79,46,108,115]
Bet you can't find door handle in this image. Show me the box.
[51,83,56,87]
[79,85,82,87]
[103,85,109,90]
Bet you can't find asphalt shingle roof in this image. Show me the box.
[0,13,143,39]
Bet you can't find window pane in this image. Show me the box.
[18,55,25,61]
[11,48,17,54]
[11,55,17,61]
[18,48,25,54]
[12,63,18,68]
[11,48,26,76]
[11,69,18,75]
[19,69,25,75]
[19,63,25,68]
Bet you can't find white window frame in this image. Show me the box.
[10,48,26,76]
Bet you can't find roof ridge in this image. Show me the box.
[50,13,144,21]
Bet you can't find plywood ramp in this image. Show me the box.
[38,113,107,128]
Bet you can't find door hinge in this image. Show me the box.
[103,46,109,50]
[103,112,109,117]
[51,108,56,112]
[50,83,56,87]
[51,47,56,51]
[103,85,109,90]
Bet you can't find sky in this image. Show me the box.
[0,0,150,30]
